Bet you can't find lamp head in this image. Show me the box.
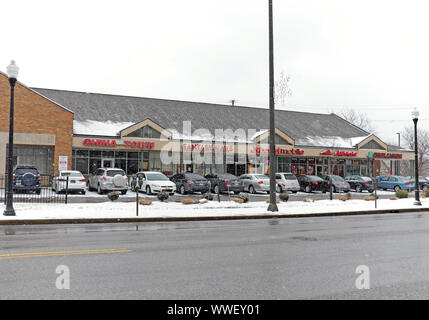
[6,60,19,79]
[411,108,419,120]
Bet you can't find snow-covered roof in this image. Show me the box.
[295,135,370,148]
[74,120,134,136]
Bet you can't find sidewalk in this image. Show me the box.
[0,197,428,225]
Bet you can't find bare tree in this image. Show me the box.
[401,125,429,176]
[332,108,375,133]
[274,72,292,106]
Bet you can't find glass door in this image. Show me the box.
[102,158,114,168]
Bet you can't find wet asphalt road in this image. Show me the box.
[1,212,429,299]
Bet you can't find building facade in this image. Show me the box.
[0,74,414,178]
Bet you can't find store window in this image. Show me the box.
[10,146,54,175]
[126,126,161,139]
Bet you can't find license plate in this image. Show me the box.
[16,181,21,185]
[71,180,76,183]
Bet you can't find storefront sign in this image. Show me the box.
[182,143,234,152]
[83,138,154,149]
[320,149,357,157]
[58,155,68,171]
[251,147,304,155]
[368,152,402,159]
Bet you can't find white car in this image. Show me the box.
[88,168,128,195]
[52,170,86,194]
[131,171,176,195]
[276,173,300,193]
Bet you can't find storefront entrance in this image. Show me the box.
[102,158,114,168]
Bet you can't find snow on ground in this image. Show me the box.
[0,197,427,221]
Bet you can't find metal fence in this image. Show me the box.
[0,175,66,204]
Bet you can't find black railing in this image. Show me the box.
[1,175,66,204]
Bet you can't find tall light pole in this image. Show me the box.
[3,60,19,216]
[267,0,278,212]
[411,108,421,206]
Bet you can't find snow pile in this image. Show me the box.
[0,198,427,221]
[73,120,134,136]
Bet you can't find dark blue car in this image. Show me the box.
[13,165,41,194]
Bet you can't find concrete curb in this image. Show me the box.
[0,207,427,225]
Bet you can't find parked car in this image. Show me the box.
[12,165,41,194]
[417,178,429,191]
[377,175,415,192]
[88,168,128,194]
[296,175,328,193]
[344,175,374,193]
[205,173,244,194]
[239,174,270,194]
[275,173,300,193]
[130,171,176,195]
[170,173,210,194]
[52,170,86,194]
[320,174,351,193]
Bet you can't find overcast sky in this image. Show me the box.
[2,0,429,144]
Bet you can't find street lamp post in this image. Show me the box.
[267,0,278,212]
[411,108,421,206]
[3,60,19,216]
[396,132,401,175]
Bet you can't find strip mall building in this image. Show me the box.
[0,71,414,178]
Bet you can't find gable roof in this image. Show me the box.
[32,87,370,140]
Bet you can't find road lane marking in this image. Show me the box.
[0,249,132,260]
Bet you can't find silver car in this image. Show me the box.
[88,168,128,195]
[239,174,271,194]
[276,173,300,193]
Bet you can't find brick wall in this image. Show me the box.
[0,72,74,173]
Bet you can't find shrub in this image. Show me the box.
[157,191,169,202]
[369,193,379,199]
[345,192,352,200]
[237,192,249,203]
[395,189,409,199]
[279,193,289,202]
[107,191,120,201]
[202,192,214,201]
[423,189,429,198]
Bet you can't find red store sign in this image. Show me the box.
[320,149,357,157]
[252,147,305,155]
[83,139,155,149]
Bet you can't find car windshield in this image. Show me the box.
[219,174,237,179]
[283,174,297,180]
[106,170,126,177]
[185,173,205,180]
[332,175,344,182]
[146,173,169,181]
[360,177,372,182]
[61,172,83,178]
[15,168,38,175]
[307,175,324,182]
[253,175,269,179]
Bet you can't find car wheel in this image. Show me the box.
[214,185,220,194]
[305,185,311,193]
[234,191,240,195]
[97,184,103,195]
[276,185,282,193]
[146,186,152,195]
[249,185,256,194]
[81,190,86,195]
[180,185,186,195]
[121,190,127,195]
[368,189,374,193]
[356,185,362,193]
[292,190,298,194]
[394,185,401,192]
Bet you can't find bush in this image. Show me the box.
[107,191,120,201]
[237,192,249,203]
[345,192,352,200]
[279,193,289,202]
[423,189,429,198]
[395,189,409,198]
[202,192,214,201]
[369,193,379,199]
[157,191,169,202]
